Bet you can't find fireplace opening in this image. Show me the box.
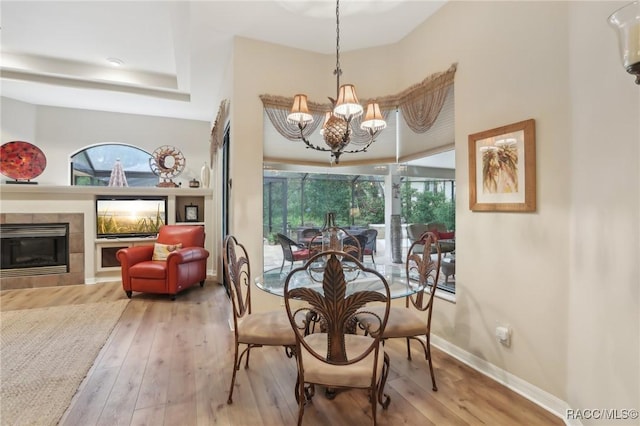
[0,223,69,277]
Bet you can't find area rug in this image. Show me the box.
[0,300,129,426]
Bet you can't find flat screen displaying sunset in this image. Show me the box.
[96,197,166,237]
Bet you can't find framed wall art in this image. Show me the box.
[185,204,199,222]
[468,119,536,212]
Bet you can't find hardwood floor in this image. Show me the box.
[0,282,563,426]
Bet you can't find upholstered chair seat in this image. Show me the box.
[129,262,166,279]
[301,333,385,388]
[359,306,426,338]
[236,311,296,346]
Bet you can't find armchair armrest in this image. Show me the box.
[166,246,210,265]
[165,247,210,294]
[116,245,154,268]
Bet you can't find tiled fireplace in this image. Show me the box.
[0,213,84,290]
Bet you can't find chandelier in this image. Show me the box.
[286,0,387,164]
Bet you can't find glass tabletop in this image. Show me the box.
[255,262,422,299]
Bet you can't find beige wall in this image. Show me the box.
[229,38,331,310]
[567,1,639,420]
[1,97,37,143]
[405,0,573,400]
[38,106,208,186]
[230,0,639,417]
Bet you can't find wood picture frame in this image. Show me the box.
[185,204,199,222]
[468,119,536,212]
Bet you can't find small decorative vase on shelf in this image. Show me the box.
[200,162,211,188]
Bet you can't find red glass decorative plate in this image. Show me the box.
[0,141,47,181]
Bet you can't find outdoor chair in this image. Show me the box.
[223,235,296,404]
[357,231,442,391]
[276,233,311,272]
[308,228,362,261]
[349,233,367,262]
[407,223,455,256]
[298,227,321,245]
[362,228,378,264]
[284,250,391,425]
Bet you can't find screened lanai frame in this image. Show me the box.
[263,170,385,239]
[262,168,456,240]
[262,164,457,295]
[70,143,158,186]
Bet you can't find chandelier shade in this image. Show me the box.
[287,94,314,126]
[361,103,387,134]
[285,0,386,164]
[334,84,363,121]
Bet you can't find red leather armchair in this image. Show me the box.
[117,225,210,300]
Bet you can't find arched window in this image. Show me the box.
[71,143,157,186]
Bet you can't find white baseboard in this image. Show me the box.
[430,334,579,426]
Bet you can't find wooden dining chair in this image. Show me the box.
[223,235,296,404]
[284,250,391,426]
[356,231,442,391]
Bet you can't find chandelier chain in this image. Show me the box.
[286,0,386,164]
[334,0,342,95]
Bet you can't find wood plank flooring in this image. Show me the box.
[0,281,563,426]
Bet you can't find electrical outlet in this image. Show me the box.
[495,325,512,347]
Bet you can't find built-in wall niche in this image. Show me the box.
[176,196,205,223]
[95,239,155,272]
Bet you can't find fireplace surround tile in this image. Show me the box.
[32,213,60,224]
[0,213,85,290]
[69,233,84,254]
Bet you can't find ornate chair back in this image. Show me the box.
[406,231,442,311]
[223,234,296,404]
[284,250,391,424]
[223,235,252,328]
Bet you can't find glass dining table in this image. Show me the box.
[255,261,423,299]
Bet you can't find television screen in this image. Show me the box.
[96,196,167,238]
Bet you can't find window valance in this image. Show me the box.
[210,98,230,163]
[260,63,456,144]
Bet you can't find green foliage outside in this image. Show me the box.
[263,174,454,237]
[400,181,455,230]
[264,177,384,236]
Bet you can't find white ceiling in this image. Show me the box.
[0,0,446,123]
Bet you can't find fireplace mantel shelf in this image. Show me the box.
[0,184,212,197]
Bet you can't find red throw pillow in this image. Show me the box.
[438,231,455,240]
